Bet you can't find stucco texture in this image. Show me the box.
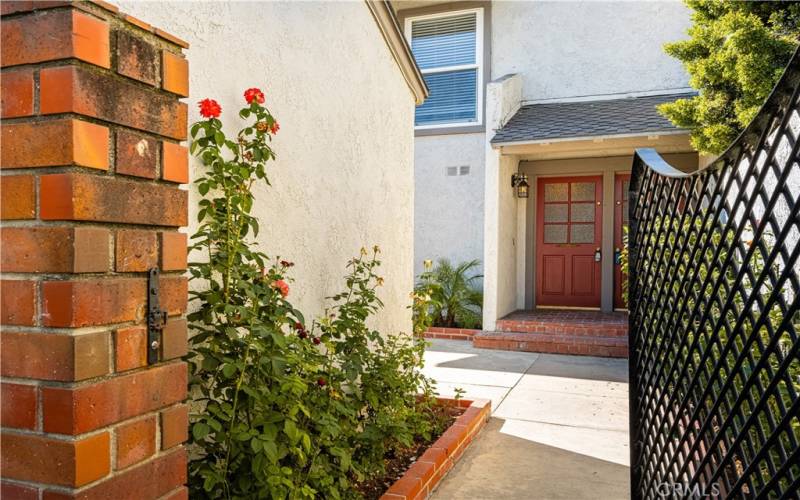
[116,1,416,334]
[492,1,692,101]
[413,133,485,277]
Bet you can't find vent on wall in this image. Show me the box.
[446,165,470,176]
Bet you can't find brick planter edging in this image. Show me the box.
[381,398,491,500]
[423,327,482,341]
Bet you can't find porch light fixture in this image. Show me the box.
[512,173,529,198]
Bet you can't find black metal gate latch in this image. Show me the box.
[147,267,168,365]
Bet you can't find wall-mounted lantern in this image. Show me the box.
[512,173,529,198]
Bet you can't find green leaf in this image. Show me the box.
[192,422,210,440]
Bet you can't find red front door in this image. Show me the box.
[614,173,631,309]
[536,176,602,308]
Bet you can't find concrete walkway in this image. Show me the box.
[423,339,629,499]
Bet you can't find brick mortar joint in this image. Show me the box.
[5,59,188,120]
[0,1,190,50]
[0,445,188,495]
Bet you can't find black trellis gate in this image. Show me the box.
[628,48,800,499]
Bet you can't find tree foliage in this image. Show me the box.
[658,1,800,155]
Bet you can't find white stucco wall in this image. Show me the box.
[413,133,485,278]
[116,1,416,334]
[483,74,522,330]
[492,1,692,101]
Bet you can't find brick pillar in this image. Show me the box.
[1,2,190,498]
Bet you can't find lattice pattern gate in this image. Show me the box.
[628,48,800,499]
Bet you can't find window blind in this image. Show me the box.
[411,13,476,70]
[410,12,479,126]
[416,70,477,125]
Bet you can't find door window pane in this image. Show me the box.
[570,224,594,243]
[571,182,595,202]
[544,183,568,202]
[570,203,595,223]
[622,180,630,201]
[623,201,629,223]
[544,225,568,243]
[544,204,568,223]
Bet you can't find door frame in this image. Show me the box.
[534,175,603,309]
[614,173,631,310]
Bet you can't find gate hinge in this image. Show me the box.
[147,268,168,365]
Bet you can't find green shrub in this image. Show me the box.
[415,259,483,329]
[186,91,445,499]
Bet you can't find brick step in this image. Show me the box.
[496,320,628,338]
[474,331,628,358]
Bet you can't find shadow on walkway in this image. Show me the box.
[433,418,629,500]
[423,339,630,499]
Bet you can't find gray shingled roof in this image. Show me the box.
[491,92,694,144]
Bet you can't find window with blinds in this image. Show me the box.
[406,10,482,128]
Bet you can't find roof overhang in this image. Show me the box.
[493,130,694,160]
[365,0,429,105]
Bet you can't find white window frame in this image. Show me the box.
[404,8,484,130]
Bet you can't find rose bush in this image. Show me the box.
[187,88,445,499]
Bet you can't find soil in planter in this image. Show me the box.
[354,403,465,499]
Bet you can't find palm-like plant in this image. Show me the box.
[416,259,483,329]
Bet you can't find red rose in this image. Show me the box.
[298,329,308,339]
[244,87,265,104]
[294,321,304,330]
[198,98,221,119]
[312,337,321,345]
[317,377,327,387]
[270,122,280,134]
[272,279,289,297]
[280,260,294,267]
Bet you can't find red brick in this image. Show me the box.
[116,30,159,86]
[2,119,109,170]
[42,361,187,434]
[115,129,157,179]
[0,175,35,219]
[161,51,188,97]
[383,470,423,499]
[41,448,187,500]
[1,482,38,500]
[162,141,188,183]
[41,275,187,327]
[115,230,158,272]
[1,431,110,487]
[123,14,151,32]
[1,69,33,118]
[1,383,37,429]
[39,172,188,226]
[40,65,187,140]
[161,232,187,270]
[154,28,189,49]
[114,326,146,372]
[1,331,110,381]
[161,487,189,500]
[162,318,188,360]
[419,446,447,470]
[0,227,110,273]
[160,403,188,449]
[1,279,35,325]
[1,9,110,68]
[432,426,464,456]
[115,416,156,469]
